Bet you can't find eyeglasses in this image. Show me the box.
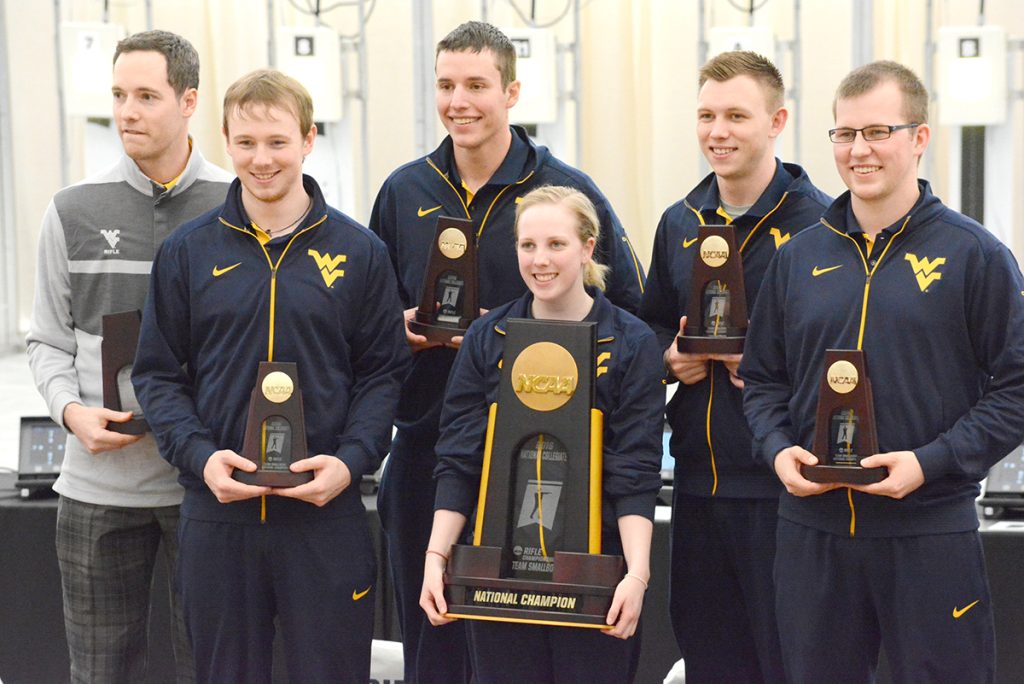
[828,123,921,144]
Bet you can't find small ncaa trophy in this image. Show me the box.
[101,310,149,435]
[677,225,748,354]
[443,319,625,628]
[233,362,313,487]
[803,349,887,484]
[408,216,479,344]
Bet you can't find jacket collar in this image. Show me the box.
[822,179,943,236]
[685,158,802,221]
[427,125,546,188]
[118,135,208,198]
[219,174,329,235]
[493,287,616,343]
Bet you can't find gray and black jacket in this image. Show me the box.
[26,142,231,507]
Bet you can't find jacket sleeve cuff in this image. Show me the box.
[336,443,376,484]
[761,431,794,468]
[183,435,220,480]
[51,391,82,430]
[914,439,954,482]
[433,474,477,517]
[614,492,657,522]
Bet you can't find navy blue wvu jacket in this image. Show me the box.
[741,181,1024,537]
[133,176,411,524]
[639,161,831,499]
[433,289,664,555]
[369,126,646,442]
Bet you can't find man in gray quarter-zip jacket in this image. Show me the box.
[26,30,230,683]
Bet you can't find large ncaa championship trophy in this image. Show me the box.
[233,361,314,487]
[409,216,479,344]
[101,310,149,435]
[803,349,887,484]
[677,224,748,354]
[443,319,625,628]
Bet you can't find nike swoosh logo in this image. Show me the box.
[212,262,242,277]
[352,586,372,601]
[417,205,442,217]
[812,265,843,277]
[953,600,980,619]
[683,237,698,248]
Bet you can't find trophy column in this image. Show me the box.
[101,310,149,435]
[677,225,748,354]
[233,361,314,487]
[804,350,887,485]
[443,319,626,628]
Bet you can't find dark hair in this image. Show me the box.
[699,51,785,111]
[113,30,199,97]
[436,21,516,88]
[833,60,929,124]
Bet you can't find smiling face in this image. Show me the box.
[224,104,315,207]
[516,202,595,310]
[112,50,195,170]
[435,48,519,157]
[833,80,929,212]
[696,74,786,192]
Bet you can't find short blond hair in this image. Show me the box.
[833,60,929,124]
[699,51,785,112]
[514,186,609,291]
[222,69,314,136]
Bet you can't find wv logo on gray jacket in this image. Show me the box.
[101,229,121,254]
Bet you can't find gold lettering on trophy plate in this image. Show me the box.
[700,235,730,268]
[511,342,578,412]
[470,589,578,611]
[261,371,295,403]
[826,360,859,395]
[438,227,468,259]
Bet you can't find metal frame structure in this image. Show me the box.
[924,0,1023,245]
[267,0,371,220]
[0,0,19,349]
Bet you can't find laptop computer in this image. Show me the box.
[979,444,1024,518]
[14,416,66,497]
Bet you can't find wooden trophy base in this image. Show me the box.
[443,544,625,628]
[677,334,745,355]
[408,313,466,346]
[801,463,887,485]
[233,469,312,488]
[107,417,148,436]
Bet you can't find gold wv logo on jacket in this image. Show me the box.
[905,253,946,292]
[308,249,347,287]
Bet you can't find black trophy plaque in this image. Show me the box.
[101,310,148,435]
[677,224,747,354]
[233,362,314,487]
[443,319,625,628]
[409,216,479,345]
[803,349,887,484]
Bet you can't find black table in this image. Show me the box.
[0,474,399,683]
[6,474,1021,684]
